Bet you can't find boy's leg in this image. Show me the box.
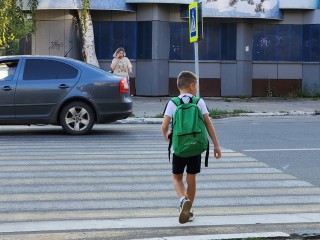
[173,173,186,198]
[172,154,188,198]
[186,173,196,204]
[185,155,201,204]
[173,173,192,224]
[185,155,201,222]
[172,155,192,224]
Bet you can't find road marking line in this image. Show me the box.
[3,187,319,202]
[0,213,319,233]
[136,232,290,240]
[0,173,297,187]
[0,162,266,171]
[2,205,320,223]
[244,148,320,152]
[0,151,242,157]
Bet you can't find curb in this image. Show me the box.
[116,118,163,124]
[137,230,320,240]
[117,111,317,124]
[240,111,316,117]
[136,232,291,240]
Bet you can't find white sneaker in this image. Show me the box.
[188,210,195,222]
[179,198,192,224]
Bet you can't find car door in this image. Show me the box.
[0,59,20,120]
[14,58,80,120]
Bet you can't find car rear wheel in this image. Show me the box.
[60,101,95,135]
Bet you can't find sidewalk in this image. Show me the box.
[120,97,320,123]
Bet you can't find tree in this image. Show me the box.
[0,0,99,66]
[0,0,38,55]
[77,0,99,67]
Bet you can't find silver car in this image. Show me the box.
[0,55,132,135]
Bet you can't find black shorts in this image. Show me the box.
[172,154,201,174]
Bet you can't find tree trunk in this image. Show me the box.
[77,9,99,67]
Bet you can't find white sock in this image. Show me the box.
[180,197,186,203]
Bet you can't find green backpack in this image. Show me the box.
[168,96,210,167]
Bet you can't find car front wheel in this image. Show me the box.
[60,101,95,135]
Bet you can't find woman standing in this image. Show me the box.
[110,47,132,80]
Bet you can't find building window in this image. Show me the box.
[303,25,320,62]
[93,21,111,60]
[253,24,303,61]
[199,22,221,60]
[169,22,236,60]
[278,25,302,61]
[170,22,193,60]
[221,23,237,60]
[93,21,152,60]
[137,21,152,59]
[112,21,137,59]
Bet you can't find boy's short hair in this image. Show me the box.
[177,71,197,90]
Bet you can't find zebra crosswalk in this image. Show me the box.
[0,124,319,233]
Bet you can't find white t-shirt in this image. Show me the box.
[163,94,209,118]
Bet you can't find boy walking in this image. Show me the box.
[162,71,222,224]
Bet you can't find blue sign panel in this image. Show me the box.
[189,2,198,42]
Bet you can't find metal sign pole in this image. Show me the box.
[194,41,200,97]
[189,0,201,97]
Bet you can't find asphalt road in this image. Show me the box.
[214,115,320,187]
[0,120,319,239]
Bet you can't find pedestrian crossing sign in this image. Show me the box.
[189,2,198,43]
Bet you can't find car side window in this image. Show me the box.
[23,59,78,80]
[0,60,19,81]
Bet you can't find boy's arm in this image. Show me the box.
[203,113,222,159]
[161,115,171,142]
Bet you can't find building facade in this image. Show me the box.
[26,0,320,97]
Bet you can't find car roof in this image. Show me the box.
[0,55,79,62]
[0,55,111,75]
[0,55,95,68]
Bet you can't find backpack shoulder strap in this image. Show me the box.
[162,102,169,116]
[191,96,200,104]
[205,141,209,167]
[163,97,181,116]
[171,97,182,106]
